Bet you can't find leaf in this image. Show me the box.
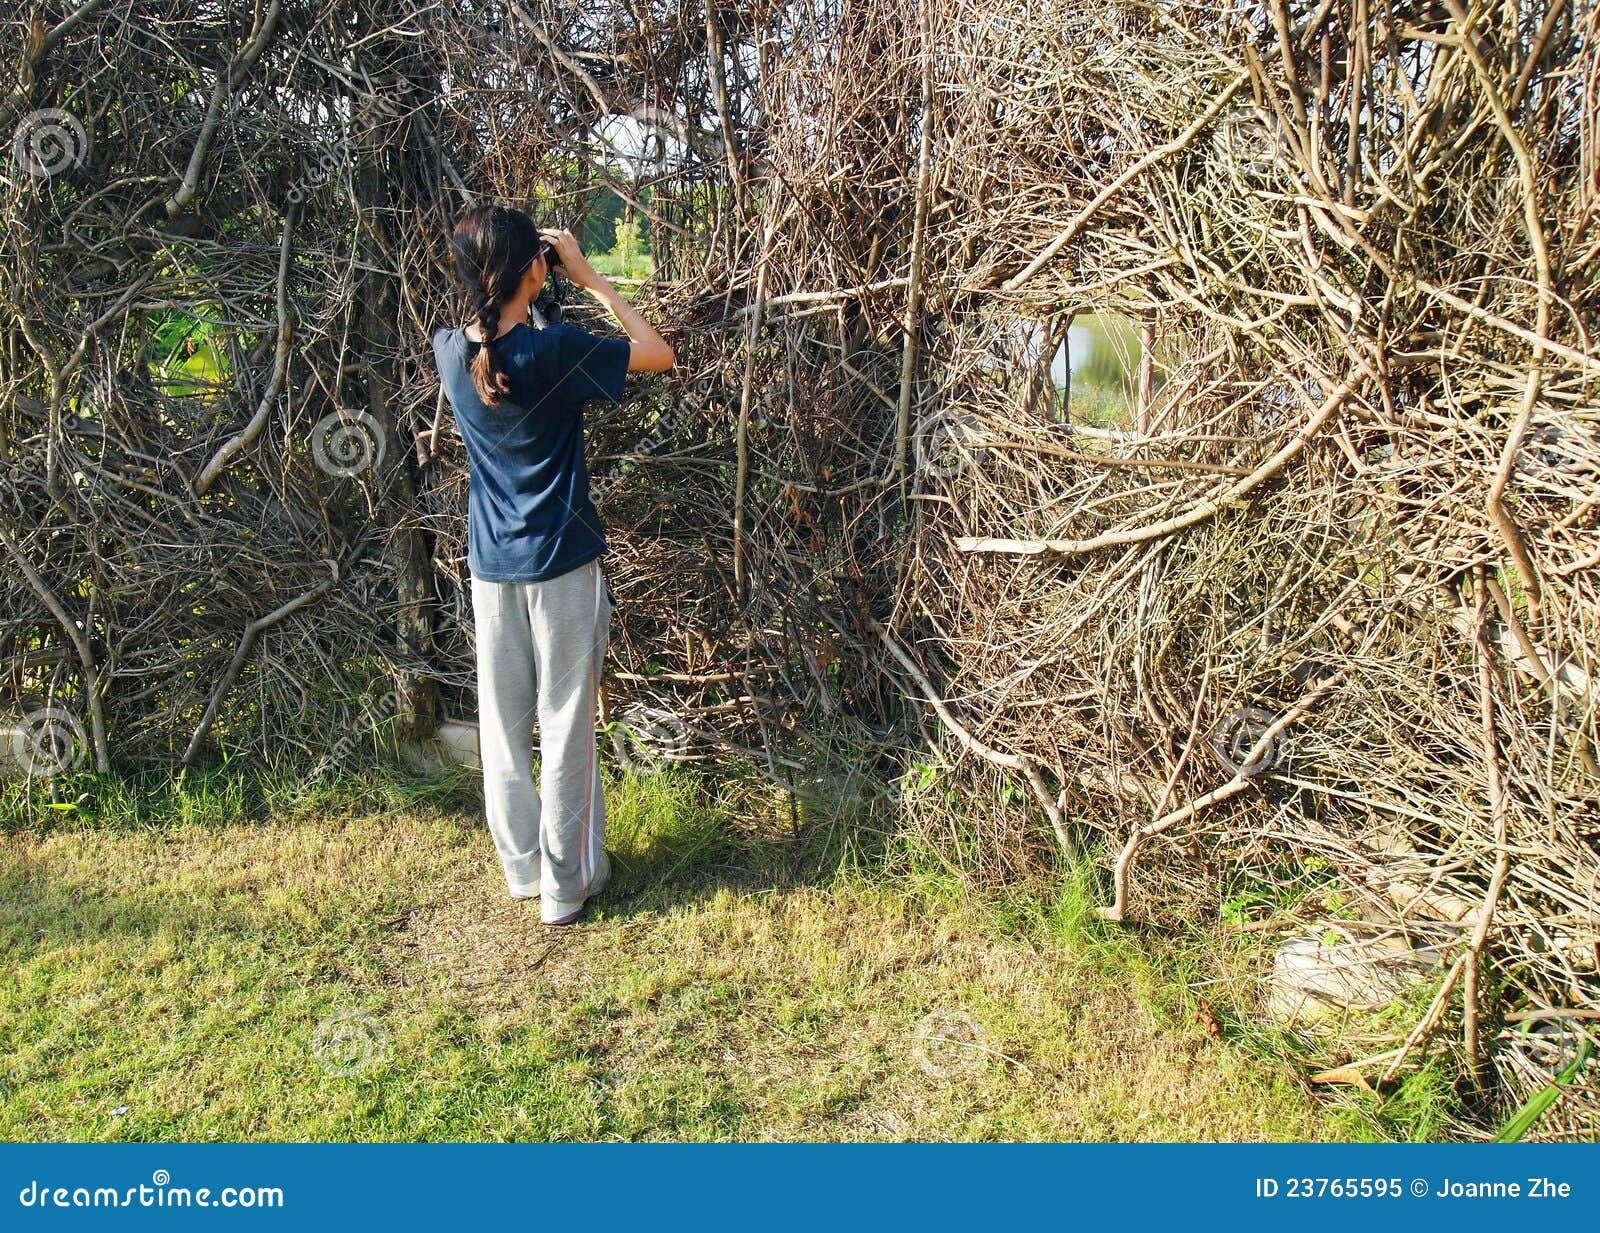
[1308,1065,1374,1091]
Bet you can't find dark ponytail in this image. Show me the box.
[449,204,541,406]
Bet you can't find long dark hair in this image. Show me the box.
[449,204,541,405]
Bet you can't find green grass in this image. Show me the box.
[587,215,653,290]
[2,760,1390,1141]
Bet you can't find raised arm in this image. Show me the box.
[540,228,676,373]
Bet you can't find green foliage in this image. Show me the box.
[1068,314,1139,388]
[588,206,654,283]
[145,308,229,400]
[1067,383,1129,428]
[1327,1059,1461,1143]
[613,214,645,263]
[0,747,479,833]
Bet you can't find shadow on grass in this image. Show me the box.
[581,762,896,924]
[2,749,895,946]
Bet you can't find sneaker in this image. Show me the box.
[540,850,612,926]
[506,860,542,901]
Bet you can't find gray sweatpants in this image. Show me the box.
[471,557,614,919]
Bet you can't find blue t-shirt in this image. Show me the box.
[432,320,630,583]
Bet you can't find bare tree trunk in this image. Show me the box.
[356,90,436,744]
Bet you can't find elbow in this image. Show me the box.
[630,340,675,374]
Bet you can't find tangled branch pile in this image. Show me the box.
[1,0,1596,1130]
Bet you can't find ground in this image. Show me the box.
[0,766,1367,1141]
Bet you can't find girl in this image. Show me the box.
[432,204,674,925]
